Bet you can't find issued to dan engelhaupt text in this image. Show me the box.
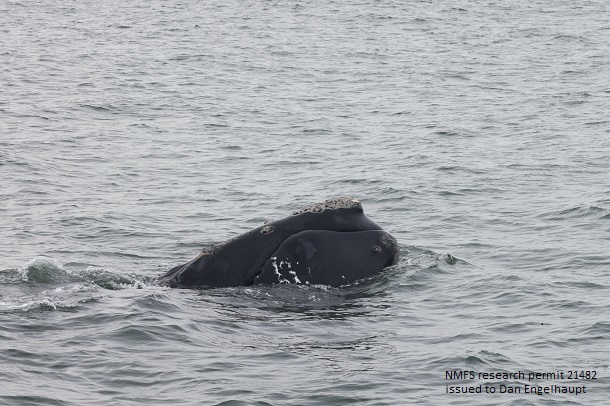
[445,370,597,396]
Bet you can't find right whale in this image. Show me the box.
[159,197,399,288]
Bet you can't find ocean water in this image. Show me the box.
[2,0,609,404]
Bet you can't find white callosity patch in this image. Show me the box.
[269,257,290,284]
[269,256,302,284]
[289,270,301,284]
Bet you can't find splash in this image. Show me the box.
[19,256,76,284]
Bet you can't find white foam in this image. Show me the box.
[288,270,301,284]
[270,257,290,284]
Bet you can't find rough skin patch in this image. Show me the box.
[381,234,400,265]
[260,225,275,234]
[292,197,362,216]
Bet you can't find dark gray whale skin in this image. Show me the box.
[254,230,398,287]
[158,197,399,288]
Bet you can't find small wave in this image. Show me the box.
[551,34,589,43]
[424,253,473,274]
[73,267,153,290]
[15,256,157,290]
[19,256,78,284]
[431,350,513,370]
[585,322,610,335]
[538,204,610,221]
[79,103,120,113]
[0,268,23,284]
[0,151,36,168]
[2,259,160,313]
[0,284,100,313]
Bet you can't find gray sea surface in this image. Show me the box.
[2,0,610,405]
